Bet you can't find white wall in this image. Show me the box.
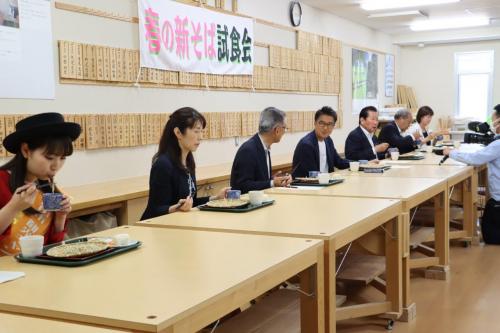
[399,40,500,127]
[0,0,397,186]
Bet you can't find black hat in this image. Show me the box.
[3,113,81,154]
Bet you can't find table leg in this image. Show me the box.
[385,216,402,318]
[401,212,416,322]
[426,190,450,280]
[300,244,326,333]
[463,176,475,241]
[323,239,336,333]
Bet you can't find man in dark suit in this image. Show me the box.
[379,109,422,154]
[230,107,292,193]
[345,106,389,161]
[292,106,349,178]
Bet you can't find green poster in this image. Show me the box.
[352,49,378,100]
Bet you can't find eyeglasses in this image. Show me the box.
[317,121,335,128]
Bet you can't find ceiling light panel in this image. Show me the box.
[367,10,428,18]
[410,16,490,31]
[361,0,460,11]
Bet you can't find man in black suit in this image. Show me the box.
[292,106,349,178]
[379,109,422,154]
[230,107,292,193]
[345,106,389,161]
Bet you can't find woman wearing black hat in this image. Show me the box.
[0,112,81,256]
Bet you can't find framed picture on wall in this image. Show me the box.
[385,54,395,97]
[352,48,378,114]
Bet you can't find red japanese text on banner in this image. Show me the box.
[138,0,254,75]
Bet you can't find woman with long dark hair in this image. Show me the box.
[141,107,229,220]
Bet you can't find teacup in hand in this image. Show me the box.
[42,193,63,211]
[226,190,241,200]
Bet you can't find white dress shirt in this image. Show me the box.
[404,122,433,139]
[360,126,377,157]
[318,140,328,173]
[407,123,425,138]
[258,134,273,187]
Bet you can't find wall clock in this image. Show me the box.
[289,1,302,27]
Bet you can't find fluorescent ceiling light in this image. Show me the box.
[368,10,427,18]
[361,0,460,11]
[410,16,490,31]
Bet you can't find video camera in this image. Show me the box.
[464,121,495,145]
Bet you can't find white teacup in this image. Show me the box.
[453,140,461,149]
[391,151,400,160]
[248,190,264,205]
[19,235,44,257]
[318,173,330,185]
[349,161,360,172]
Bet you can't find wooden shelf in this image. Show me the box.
[337,254,386,285]
[409,227,434,248]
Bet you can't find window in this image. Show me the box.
[455,51,494,120]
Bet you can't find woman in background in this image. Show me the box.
[407,106,449,145]
[141,107,229,220]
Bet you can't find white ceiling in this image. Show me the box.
[300,0,500,35]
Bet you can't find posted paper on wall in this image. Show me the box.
[0,0,55,99]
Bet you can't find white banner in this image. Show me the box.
[138,0,254,75]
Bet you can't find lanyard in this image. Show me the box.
[187,172,196,198]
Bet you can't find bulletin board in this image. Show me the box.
[0,0,55,99]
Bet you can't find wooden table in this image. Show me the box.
[66,154,293,225]
[387,153,466,166]
[387,147,488,243]
[0,312,132,333]
[137,195,404,333]
[266,176,449,322]
[0,226,324,333]
[338,164,476,242]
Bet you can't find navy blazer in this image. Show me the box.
[378,121,416,154]
[345,126,385,161]
[292,131,349,178]
[141,153,208,220]
[230,134,272,194]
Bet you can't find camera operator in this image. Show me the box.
[444,105,500,244]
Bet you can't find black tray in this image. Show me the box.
[15,237,141,267]
[291,179,344,187]
[198,200,275,213]
[398,155,425,160]
[359,165,392,171]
